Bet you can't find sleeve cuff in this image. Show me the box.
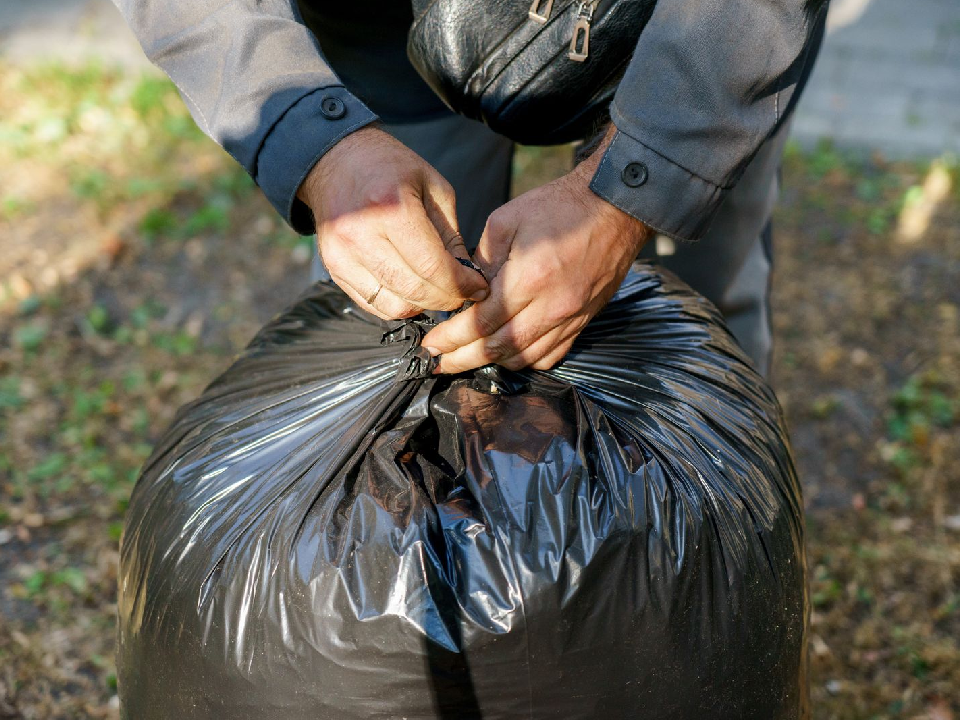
[255,86,378,235]
[589,126,728,243]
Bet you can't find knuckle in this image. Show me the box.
[414,253,446,285]
[366,183,403,210]
[325,214,362,239]
[549,289,589,320]
[432,173,455,202]
[316,225,332,244]
[483,336,516,361]
[316,228,339,253]
[392,274,452,309]
[370,258,402,288]
[393,278,430,304]
[500,354,529,371]
[526,263,558,290]
[397,178,426,205]
[474,311,501,338]
[321,249,348,278]
[438,172,454,193]
[484,210,511,240]
[552,296,583,321]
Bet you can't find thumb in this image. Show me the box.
[474,205,517,280]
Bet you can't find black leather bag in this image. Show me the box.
[406,0,658,145]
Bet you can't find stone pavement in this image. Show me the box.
[1,0,958,158]
[0,0,151,70]
[792,0,960,157]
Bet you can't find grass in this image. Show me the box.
[1,62,958,719]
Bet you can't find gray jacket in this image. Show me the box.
[112,0,826,241]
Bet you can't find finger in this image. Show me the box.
[529,339,575,371]
[497,324,574,372]
[368,234,479,311]
[445,231,470,264]
[422,172,471,261]
[327,229,469,312]
[329,267,421,321]
[367,285,424,320]
[521,306,601,371]
[433,302,566,374]
[474,205,518,280]
[420,268,531,355]
[393,185,488,302]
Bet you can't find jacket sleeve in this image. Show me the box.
[590,0,827,242]
[112,0,378,233]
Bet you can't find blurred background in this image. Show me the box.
[0,0,957,717]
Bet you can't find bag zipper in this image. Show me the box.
[527,0,601,62]
[528,0,555,23]
[568,0,600,61]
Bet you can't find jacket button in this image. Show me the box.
[320,96,346,120]
[621,162,648,187]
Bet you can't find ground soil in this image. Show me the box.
[0,64,958,720]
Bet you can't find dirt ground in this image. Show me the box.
[0,63,958,719]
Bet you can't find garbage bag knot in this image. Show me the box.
[382,318,438,380]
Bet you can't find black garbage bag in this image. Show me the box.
[117,264,808,719]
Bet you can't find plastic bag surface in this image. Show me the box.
[118,264,808,719]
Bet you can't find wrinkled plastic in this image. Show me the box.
[118,264,808,719]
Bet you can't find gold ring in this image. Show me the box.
[365,283,382,305]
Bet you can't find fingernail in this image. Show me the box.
[470,289,489,302]
[425,346,441,357]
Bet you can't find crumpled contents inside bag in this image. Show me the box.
[117,264,809,719]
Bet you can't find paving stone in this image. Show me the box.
[794,0,960,157]
[0,0,152,69]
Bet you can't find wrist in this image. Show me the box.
[297,160,323,205]
[296,125,387,205]
[571,133,651,253]
[601,197,653,255]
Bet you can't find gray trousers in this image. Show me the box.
[313,114,789,377]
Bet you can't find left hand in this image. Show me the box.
[421,133,652,374]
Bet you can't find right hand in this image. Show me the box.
[296,126,489,319]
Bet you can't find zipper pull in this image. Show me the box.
[568,0,598,61]
[528,0,554,23]
[568,17,590,61]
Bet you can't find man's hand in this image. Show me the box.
[421,133,652,373]
[297,126,488,319]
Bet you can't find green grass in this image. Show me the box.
[0,61,240,233]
